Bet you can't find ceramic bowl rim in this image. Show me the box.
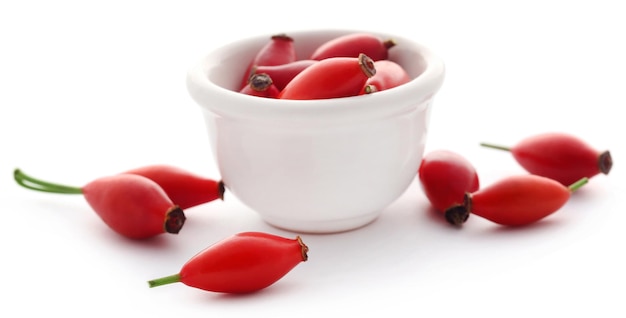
[186,28,445,122]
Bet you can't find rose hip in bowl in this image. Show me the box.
[186,29,445,233]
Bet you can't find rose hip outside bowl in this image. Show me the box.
[186,29,445,233]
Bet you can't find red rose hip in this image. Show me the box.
[148,232,309,293]
[361,59,411,94]
[278,53,376,100]
[480,132,612,186]
[310,32,396,61]
[464,175,588,226]
[418,150,480,226]
[250,59,317,90]
[122,164,224,210]
[14,168,185,239]
[240,33,296,89]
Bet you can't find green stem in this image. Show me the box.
[479,142,512,152]
[13,168,83,194]
[147,273,181,288]
[568,177,589,192]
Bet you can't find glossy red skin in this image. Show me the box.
[310,32,394,61]
[252,60,318,90]
[122,165,223,209]
[240,82,280,98]
[82,174,182,239]
[510,132,609,186]
[467,174,571,226]
[179,232,308,293]
[240,34,296,89]
[360,60,411,94]
[278,55,375,100]
[418,150,480,213]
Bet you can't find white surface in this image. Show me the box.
[188,29,443,233]
[1,1,624,317]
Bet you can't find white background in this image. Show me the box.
[1,1,624,317]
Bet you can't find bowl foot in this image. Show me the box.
[261,212,381,234]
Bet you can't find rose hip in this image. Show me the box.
[250,59,317,90]
[147,232,309,293]
[239,73,280,98]
[310,32,396,61]
[464,175,588,226]
[122,164,224,210]
[14,169,185,239]
[278,53,376,100]
[480,132,612,186]
[240,33,296,89]
[360,60,411,94]
[418,150,480,226]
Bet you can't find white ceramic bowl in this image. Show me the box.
[186,29,445,233]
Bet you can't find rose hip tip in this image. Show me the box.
[249,73,274,91]
[599,150,613,175]
[383,38,397,50]
[363,84,378,94]
[270,33,293,42]
[444,205,470,227]
[296,235,309,261]
[358,53,376,78]
[218,180,226,200]
[165,207,186,234]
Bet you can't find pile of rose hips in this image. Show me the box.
[238,32,410,99]
[419,132,612,227]
[13,165,309,294]
[12,32,614,296]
